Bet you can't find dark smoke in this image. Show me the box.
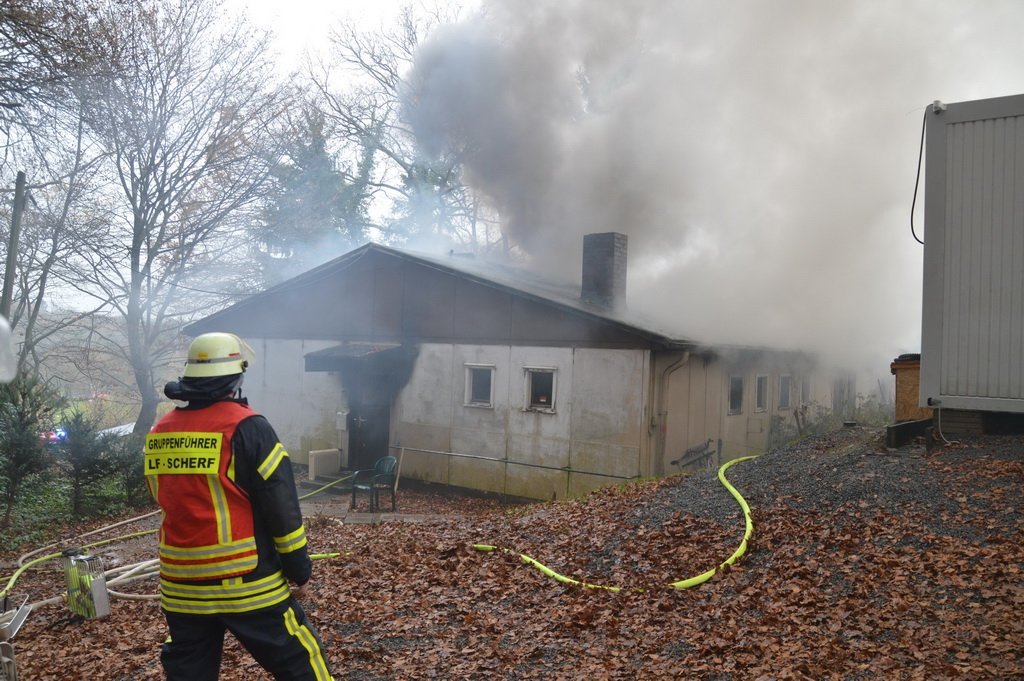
[403,0,1024,371]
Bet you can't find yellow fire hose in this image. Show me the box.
[298,473,355,501]
[17,510,160,568]
[4,456,754,610]
[472,455,759,591]
[3,538,345,609]
[2,472,355,601]
[1,530,159,603]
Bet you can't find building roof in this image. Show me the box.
[185,242,694,350]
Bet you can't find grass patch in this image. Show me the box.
[0,473,73,551]
[0,472,150,556]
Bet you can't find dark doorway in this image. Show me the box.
[347,404,390,471]
[305,343,419,472]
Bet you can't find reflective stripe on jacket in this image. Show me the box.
[158,570,292,615]
[146,401,260,582]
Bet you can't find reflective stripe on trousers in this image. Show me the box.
[161,597,333,681]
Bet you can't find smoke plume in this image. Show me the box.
[403,0,1024,371]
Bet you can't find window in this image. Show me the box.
[728,376,743,414]
[464,365,494,407]
[525,368,556,411]
[755,375,769,412]
[779,375,791,410]
[800,377,811,405]
[833,378,853,416]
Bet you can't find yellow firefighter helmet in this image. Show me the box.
[183,333,254,378]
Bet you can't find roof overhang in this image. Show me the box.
[304,342,409,373]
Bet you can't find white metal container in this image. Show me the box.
[921,94,1024,413]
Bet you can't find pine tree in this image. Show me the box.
[255,108,373,284]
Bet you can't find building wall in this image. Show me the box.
[658,351,833,474]
[394,343,650,500]
[242,338,346,466]
[655,353,720,477]
[237,337,838,499]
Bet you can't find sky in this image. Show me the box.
[226,0,427,65]
[235,0,1024,380]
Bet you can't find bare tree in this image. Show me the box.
[0,8,116,392]
[68,0,286,433]
[7,110,111,376]
[312,5,504,253]
[0,0,63,142]
[0,0,108,149]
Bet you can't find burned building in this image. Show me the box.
[185,234,841,500]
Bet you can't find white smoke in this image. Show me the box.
[402,0,1024,371]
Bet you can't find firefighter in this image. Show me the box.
[145,332,333,681]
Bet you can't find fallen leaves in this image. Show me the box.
[3,429,1023,679]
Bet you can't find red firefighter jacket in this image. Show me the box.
[145,400,310,614]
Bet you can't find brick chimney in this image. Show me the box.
[581,232,627,310]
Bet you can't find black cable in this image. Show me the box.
[910,108,927,245]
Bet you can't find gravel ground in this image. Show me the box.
[456,425,1023,678]
[642,425,1021,541]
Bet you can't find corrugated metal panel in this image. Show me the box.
[921,94,1024,412]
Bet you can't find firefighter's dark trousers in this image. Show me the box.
[161,598,333,681]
